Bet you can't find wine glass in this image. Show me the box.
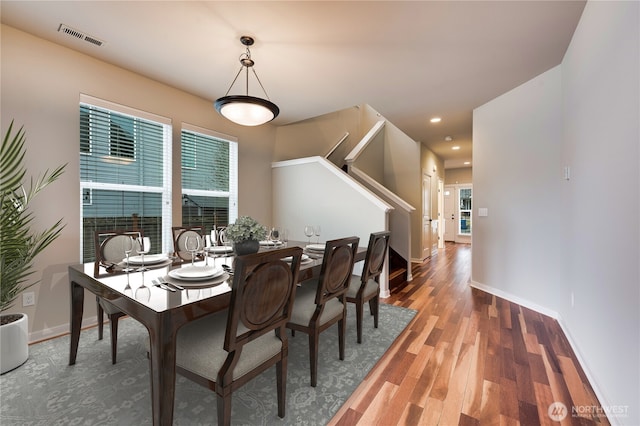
[313,226,321,244]
[202,235,210,266]
[304,226,314,244]
[219,230,231,264]
[209,229,220,266]
[281,228,289,247]
[135,273,151,302]
[136,236,151,272]
[270,227,280,243]
[210,229,219,247]
[135,285,150,302]
[185,235,200,267]
[123,276,133,298]
[122,236,135,273]
[220,229,229,247]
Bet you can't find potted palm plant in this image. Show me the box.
[0,121,66,374]
[225,216,267,255]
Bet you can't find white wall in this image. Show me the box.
[472,1,639,423]
[473,65,565,308]
[1,25,276,340]
[272,157,392,294]
[561,1,639,422]
[272,157,390,244]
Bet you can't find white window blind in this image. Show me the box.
[79,95,172,262]
[180,123,238,232]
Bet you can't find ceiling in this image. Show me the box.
[1,1,586,169]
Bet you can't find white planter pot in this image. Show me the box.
[0,313,29,374]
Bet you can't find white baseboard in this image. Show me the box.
[469,280,559,319]
[29,315,99,344]
[553,314,623,426]
[468,280,621,426]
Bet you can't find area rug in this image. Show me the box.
[0,303,415,425]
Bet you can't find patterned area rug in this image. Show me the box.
[0,303,415,425]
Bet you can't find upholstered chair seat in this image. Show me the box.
[289,281,345,327]
[175,312,283,383]
[346,276,379,299]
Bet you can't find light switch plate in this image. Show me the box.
[478,208,488,217]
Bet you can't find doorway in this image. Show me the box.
[422,173,439,259]
[444,184,472,244]
[444,186,456,242]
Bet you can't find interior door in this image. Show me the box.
[422,173,432,259]
[443,186,456,242]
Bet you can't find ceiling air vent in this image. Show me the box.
[57,24,104,47]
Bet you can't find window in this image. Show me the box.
[459,187,472,235]
[79,95,172,262]
[180,123,238,232]
[108,115,135,159]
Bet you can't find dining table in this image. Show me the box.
[68,240,366,426]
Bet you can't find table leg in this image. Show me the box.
[69,280,84,365]
[147,318,177,426]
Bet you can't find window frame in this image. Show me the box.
[79,94,173,261]
[180,122,238,231]
[458,186,472,235]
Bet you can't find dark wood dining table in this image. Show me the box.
[68,240,366,426]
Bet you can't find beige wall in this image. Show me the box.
[273,106,360,163]
[420,147,445,221]
[374,111,423,259]
[444,167,472,185]
[1,25,276,338]
[275,102,440,261]
[354,129,385,183]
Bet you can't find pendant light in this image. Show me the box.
[214,36,279,126]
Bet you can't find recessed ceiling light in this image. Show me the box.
[430,117,441,123]
[464,161,471,165]
[452,146,460,150]
[444,136,453,142]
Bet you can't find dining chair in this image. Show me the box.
[286,236,360,387]
[93,229,141,364]
[173,247,303,425]
[172,225,205,261]
[346,231,391,343]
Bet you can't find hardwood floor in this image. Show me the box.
[329,242,609,426]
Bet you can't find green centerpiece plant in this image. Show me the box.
[225,216,267,255]
[1,120,66,373]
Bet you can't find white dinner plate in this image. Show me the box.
[282,254,310,262]
[206,246,234,253]
[305,243,325,252]
[126,254,168,265]
[259,240,283,246]
[162,272,230,289]
[168,265,224,281]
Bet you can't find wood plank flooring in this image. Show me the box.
[329,242,609,426]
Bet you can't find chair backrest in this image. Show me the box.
[172,226,205,260]
[93,229,142,277]
[223,247,303,354]
[360,231,391,284]
[315,236,360,305]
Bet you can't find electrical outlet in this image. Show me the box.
[22,292,35,307]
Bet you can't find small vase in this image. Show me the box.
[233,239,260,256]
